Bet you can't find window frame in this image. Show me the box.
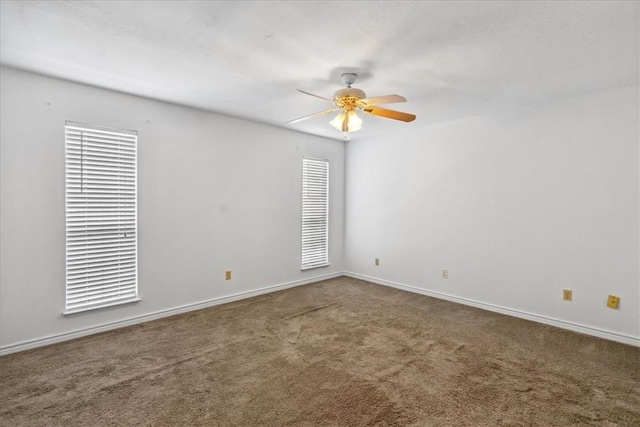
[64,121,140,314]
[301,157,330,270]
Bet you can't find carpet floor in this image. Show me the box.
[1,276,639,426]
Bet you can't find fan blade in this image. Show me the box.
[362,106,416,122]
[297,89,333,102]
[358,94,407,106]
[286,108,336,124]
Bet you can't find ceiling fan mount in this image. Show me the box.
[287,73,416,134]
[339,72,358,87]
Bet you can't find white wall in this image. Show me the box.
[0,67,345,353]
[345,86,639,345]
[2,66,638,353]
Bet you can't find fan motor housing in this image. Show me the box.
[333,87,366,110]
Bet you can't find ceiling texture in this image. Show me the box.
[1,1,638,141]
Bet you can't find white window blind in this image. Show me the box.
[301,158,329,270]
[65,122,139,314]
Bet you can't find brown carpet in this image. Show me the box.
[1,276,639,426]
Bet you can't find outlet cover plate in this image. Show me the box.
[607,295,619,309]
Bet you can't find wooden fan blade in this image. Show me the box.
[362,106,416,122]
[297,89,333,102]
[358,94,407,106]
[286,108,336,124]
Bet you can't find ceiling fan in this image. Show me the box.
[286,73,416,134]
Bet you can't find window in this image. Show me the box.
[301,158,329,270]
[65,122,139,314]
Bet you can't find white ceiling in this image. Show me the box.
[1,1,638,141]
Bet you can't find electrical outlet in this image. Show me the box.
[225,270,232,280]
[375,258,380,266]
[441,269,448,279]
[563,289,572,301]
[607,295,620,309]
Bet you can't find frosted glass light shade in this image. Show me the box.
[330,110,363,132]
[347,111,362,131]
[329,113,346,131]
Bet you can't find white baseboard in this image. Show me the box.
[345,272,640,347]
[0,272,343,355]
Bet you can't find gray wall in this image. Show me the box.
[0,67,345,352]
[345,85,639,344]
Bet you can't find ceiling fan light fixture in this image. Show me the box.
[330,110,362,132]
[289,72,415,136]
